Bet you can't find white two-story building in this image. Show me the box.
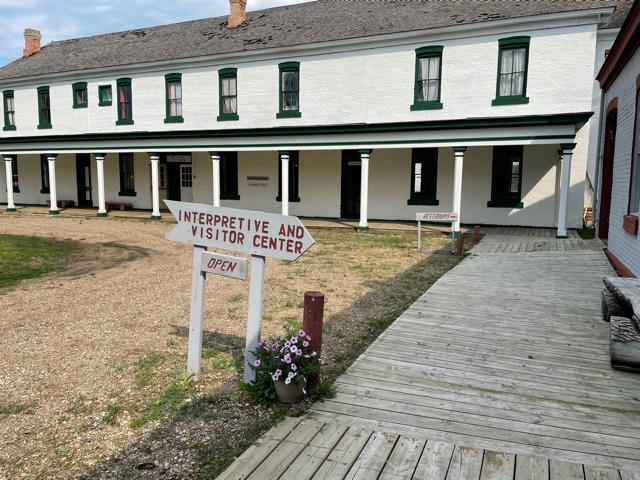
[0,0,631,234]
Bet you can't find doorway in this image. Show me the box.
[598,109,617,239]
[341,150,361,218]
[76,153,92,207]
[180,164,193,202]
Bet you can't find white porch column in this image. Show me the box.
[557,143,576,238]
[94,153,107,217]
[358,149,371,232]
[148,152,161,220]
[4,155,16,212]
[46,154,59,215]
[280,151,289,215]
[210,151,220,207]
[452,147,466,233]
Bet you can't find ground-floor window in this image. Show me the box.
[119,153,136,196]
[277,151,300,202]
[221,152,240,200]
[408,148,438,205]
[488,145,524,208]
[40,155,49,193]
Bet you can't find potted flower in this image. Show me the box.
[247,325,321,404]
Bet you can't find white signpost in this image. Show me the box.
[164,200,315,382]
[416,212,458,252]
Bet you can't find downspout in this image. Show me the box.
[589,77,606,228]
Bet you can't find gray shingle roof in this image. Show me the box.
[0,0,632,81]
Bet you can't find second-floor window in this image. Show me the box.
[493,37,530,106]
[218,68,238,121]
[411,46,443,111]
[37,86,51,129]
[98,85,112,106]
[277,62,301,118]
[3,90,15,131]
[116,78,133,125]
[165,73,183,123]
[72,82,88,108]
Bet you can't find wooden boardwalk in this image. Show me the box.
[218,231,640,479]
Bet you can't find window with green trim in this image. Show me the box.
[164,73,183,123]
[3,90,15,131]
[492,37,530,106]
[277,151,300,202]
[40,155,50,193]
[488,145,524,208]
[411,46,443,111]
[72,82,87,108]
[37,86,51,129]
[277,62,301,118]
[220,152,240,200]
[10,157,19,192]
[98,85,112,106]
[408,148,439,205]
[119,153,136,196]
[218,68,238,121]
[116,78,133,125]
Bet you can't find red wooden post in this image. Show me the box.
[302,291,324,386]
[473,226,481,243]
[454,234,465,256]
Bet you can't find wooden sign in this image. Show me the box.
[165,200,315,261]
[416,212,458,222]
[201,251,248,280]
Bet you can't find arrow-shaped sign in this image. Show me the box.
[165,200,315,261]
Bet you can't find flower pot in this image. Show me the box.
[273,377,307,403]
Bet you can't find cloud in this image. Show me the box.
[0,0,317,66]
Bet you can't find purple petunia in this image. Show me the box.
[291,364,297,371]
[299,329,306,337]
[290,336,298,344]
[254,359,261,367]
[284,341,291,348]
[284,354,292,364]
[302,340,309,347]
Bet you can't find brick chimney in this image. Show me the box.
[228,0,247,29]
[23,29,42,58]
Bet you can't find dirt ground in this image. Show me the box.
[0,213,458,479]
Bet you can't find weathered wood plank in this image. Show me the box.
[549,459,585,479]
[216,417,301,480]
[311,427,372,480]
[378,436,426,480]
[280,423,349,480]
[514,455,549,480]
[248,419,325,480]
[413,440,455,480]
[480,451,516,480]
[620,470,640,480]
[445,445,484,480]
[344,431,398,480]
[584,465,624,480]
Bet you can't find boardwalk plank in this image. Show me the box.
[280,423,349,480]
[514,456,549,480]
[445,445,484,480]
[378,436,426,480]
[479,451,516,480]
[550,459,585,479]
[344,431,398,480]
[311,427,372,480]
[584,465,624,480]
[413,440,455,480]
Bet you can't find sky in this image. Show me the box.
[0,0,315,67]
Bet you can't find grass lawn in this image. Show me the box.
[0,234,78,288]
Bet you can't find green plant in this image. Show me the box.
[241,325,322,406]
[102,404,124,425]
[56,444,72,456]
[0,401,37,415]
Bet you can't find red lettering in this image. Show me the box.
[206,227,213,239]
[287,225,295,237]
[221,216,229,228]
[191,225,198,236]
[262,221,269,234]
[207,258,215,268]
[227,262,236,273]
[206,214,213,225]
[253,235,260,248]
[286,239,294,253]
[279,224,286,236]
[237,232,245,245]
[214,214,221,226]
[295,226,304,239]
[295,241,302,254]
[229,216,236,229]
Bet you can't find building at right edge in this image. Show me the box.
[596,0,640,278]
